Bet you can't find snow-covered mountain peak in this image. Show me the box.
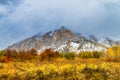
[60,26,68,30]
[7,26,120,53]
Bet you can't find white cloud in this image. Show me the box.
[0,5,9,16]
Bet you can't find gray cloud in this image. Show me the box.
[0,0,120,49]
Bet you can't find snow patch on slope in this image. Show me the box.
[57,41,106,53]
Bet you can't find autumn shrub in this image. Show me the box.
[39,48,59,61]
[81,67,109,80]
[9,74,22,80]
[18,48,37,60]
[79,51,93,59]
[0,74,9,79]
[19,51,32,60]
[0,50,12,62]
[0,51,3,57]
[0,51,5,57]
[0,56,11,63]
[5,49,12,57]
[0,48,37,61]
[0,49,18,59]
[11,50,18,58]
[60,52,76,59]
[92,51,101,58]
[0,50,7,57]
[19,51,31,60]
[79,51,101,59]
[35,70,46,80]
[30,48,37,56]
[107,46,120,62]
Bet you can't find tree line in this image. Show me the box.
[0,45,120,62]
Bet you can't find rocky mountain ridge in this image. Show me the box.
[7,26,120,53]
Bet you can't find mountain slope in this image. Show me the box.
[7,26,120,53]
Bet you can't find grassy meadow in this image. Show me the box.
[0,46,120,80]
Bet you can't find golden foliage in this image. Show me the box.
[79,51,101,59]
[107,46,120,62]
[0,60,120,80]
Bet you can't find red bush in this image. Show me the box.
[0,48,38,61]
[39,48,59,61]
[0,56,11,63]
[18,48,38,60]
[30,48,37,56]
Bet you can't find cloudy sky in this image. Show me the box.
[0,0,120,49]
